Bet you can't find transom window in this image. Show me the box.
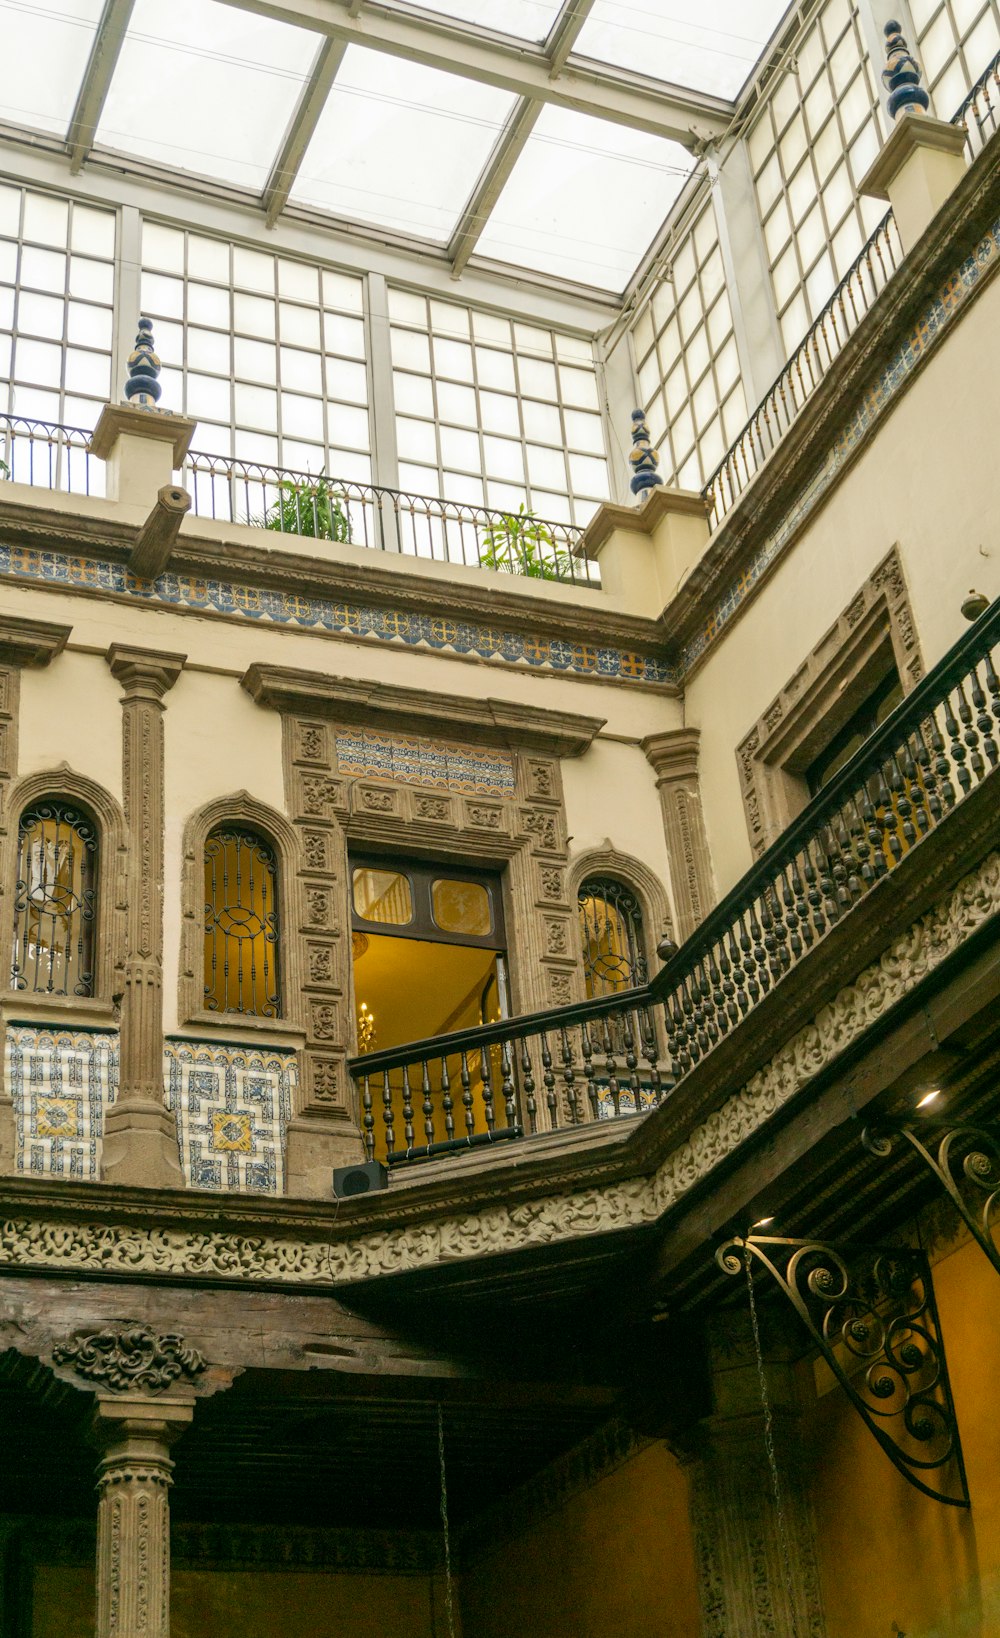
[12,800,98,997]
[577,877,647,998]
[203,826,281,1017]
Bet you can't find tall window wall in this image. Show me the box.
[746,0,889,355]
[630,193,746,492]
[0,184,114,435]
[910,0,1000,117]
[139,223,372,481]
[388,288,610,526]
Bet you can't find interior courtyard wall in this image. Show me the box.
[458,1440,699,1638]
[804,1228,1000,1637]
[684,265,1000,895]
[17,647,122,806]
[29,1564,455,1638]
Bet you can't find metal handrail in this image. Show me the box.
[349,598,1000,1159]
[0,411,96,495]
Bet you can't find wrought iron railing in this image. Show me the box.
[183,449,596,586]
[702,52,1000,529]
[349,599,1000,1164]
[0,412,97,496]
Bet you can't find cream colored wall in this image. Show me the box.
[563,738,673,920]
[684,267,1000,896]
[18,649,123,806]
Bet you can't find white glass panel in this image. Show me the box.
[291,47,516,243]
[234,430,278,464]
[554,331,593,364]
[685,328,711,387]
[472,310,510,346]
[21,247,67,295]
[282,439,323,473]
[487,480,527,511]
[442,471,485,505]
[150,318,182,366]
[480,391,521,436]
[517,357,558,399]
[0,190,19,239]
[280,348,323,395]
[0,0,102,137]
[188,236,230,284]
[235,383,278,430]
[328,448,371,483]
[432,300,470,338]
[387,287,426,325]
[692,373,718,434]
[281,394,325,442]
[402,0,560,40]
[439,425,480,469]
[69,258,113,305]
[279,304,321,350]
[19,292,64,339]
[187,283,230,329]
[563,410,605,455]
[14,338,62,384]
[67,302,113,352]
[483,435,525,481]
[23,194,69,250]
[142,222,184,274]
[965,10,1000,80]
[475,348,516,392]
[532,490,572,523]
[664,363,689,422]
[185,327,228,377]
[526,444,566,488]
[397,417,438,463]
[322,270,364,314]
[575,0,790,98]
[323,314,366,360]
[391,329,431,373]
[327,402,370,449]
[234,294,276,340]
[278,260,319,303]
[433,337,474,380]
[327,358,368,406]
[521,399,561,443]
[99,0,319,191]
[477,105,694,291]
[0,244,16,286]
[10,385,60,421]
[235,338,277,385]
[392,371,435,419]
[638,352,662,405]
[63,348,110,398]
[513,322,552,357]
[233,250,274,296]
[398,461,439,496]
[437,382,477,425]
[187,373,231,423]
[558,365,600,410]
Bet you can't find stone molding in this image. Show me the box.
[0,848,994,1284]
[242,664,606,757]
[566,843,673,1004]
[0,614,71,670]
[177,790,308,1043]
[53,1323,207,1393]
[736,546,924,855]
[90,402,197,467]
[641,729,717,940]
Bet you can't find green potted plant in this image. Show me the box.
[261,473,352,543]
[477,504,575,581]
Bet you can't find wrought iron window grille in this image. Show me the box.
[863,1120,1000,1279]
[11,800,97,997]
[716,1234,970,1508]
[577,877,648,998]
[203,826,281,1018]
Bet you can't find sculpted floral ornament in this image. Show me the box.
[52,1324,208,1393]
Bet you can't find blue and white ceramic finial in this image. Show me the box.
[882,19,930,119]
[123,316,162,408]
[629,408,663,499]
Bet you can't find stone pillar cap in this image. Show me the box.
[860,111,967,201]
[89,401,198,467]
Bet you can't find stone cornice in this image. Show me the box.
[641,728,701,782]
[658,126,1000,662]
[242,664,606,756]
[0,612,71,668]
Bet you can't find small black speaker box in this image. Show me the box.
[333,1160,388,1199]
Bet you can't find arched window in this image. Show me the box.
[577,877,648,998]
[12,800,98,996]
[204,826,281,1017]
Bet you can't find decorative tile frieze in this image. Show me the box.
[335,729,516,798]
[164,1039,295,1195]
[7,1025,119,1180]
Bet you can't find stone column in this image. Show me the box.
[91,1395,194,1638]
[688,1310,827,1638]
[102,645,186,1188]
[640,729,716,942]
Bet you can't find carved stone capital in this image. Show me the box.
[53,1324,207,1394]
[0,614,71,669]
[106,643,186,702]
[641,728,702,784]
[640,729,715,940]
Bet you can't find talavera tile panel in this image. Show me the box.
[164,1038,296,1195]
[335,730,516,796]
[6,1023,119,1179]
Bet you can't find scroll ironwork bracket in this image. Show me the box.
[863,1119,1000,1279]
[716,1234,969,1508]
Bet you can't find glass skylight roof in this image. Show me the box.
[0,0,103,135]
[475,106,694,290]
[397,0,562,42]
[290,49,517,243]
[576,0,792,99]
[97,0,320,191]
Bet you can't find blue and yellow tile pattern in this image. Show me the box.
[335,730,515,796]
[6,1023,118,1179]
[164,1038,295,1194]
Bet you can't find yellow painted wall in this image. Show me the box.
[806,1230,1000,1637]
[459,1440,699,1638]
[31,1564,457,1638]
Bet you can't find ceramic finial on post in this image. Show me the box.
[123,317,162,409]
[882,19,930,118]
[628,408,663,500]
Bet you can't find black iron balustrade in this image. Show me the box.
[0,412,96,496]
[702,50,1000,529]
[349,599,1000,1164]
[183,449,596,587]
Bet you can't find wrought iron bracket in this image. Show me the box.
[716,1235,969,1507]
[863,1119,1000,1278]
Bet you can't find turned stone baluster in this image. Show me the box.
[559,1026,580,1124]
[788,854,812,947]
[519,1040,538,1133]
[601,1017,621,1116]
[622,1011,641,1109]
[540,1032,558,1126]
[501,1039,517,1128]
[942,688,971,795]
[580,1021,599,1119]
[440,1057,455,1142]
[983,650,1000,749]
[459,1051,474,1137]
[421,1059,434,1145]
[956,677,985,781]
[913,719,943,825]
[480,1045,496,1132]
[401,1063,415,1150]
[971,659,997,769]
[361,1076,375,1162]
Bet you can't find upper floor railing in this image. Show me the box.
[0,412,99,497]
[182,449,596,586]
[702,50,1000,530]
[349,597,1000,1165]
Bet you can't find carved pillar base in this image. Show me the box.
[688,1311,826,1638]
[101,1099,183,1189]
[91,1396,194,1638]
